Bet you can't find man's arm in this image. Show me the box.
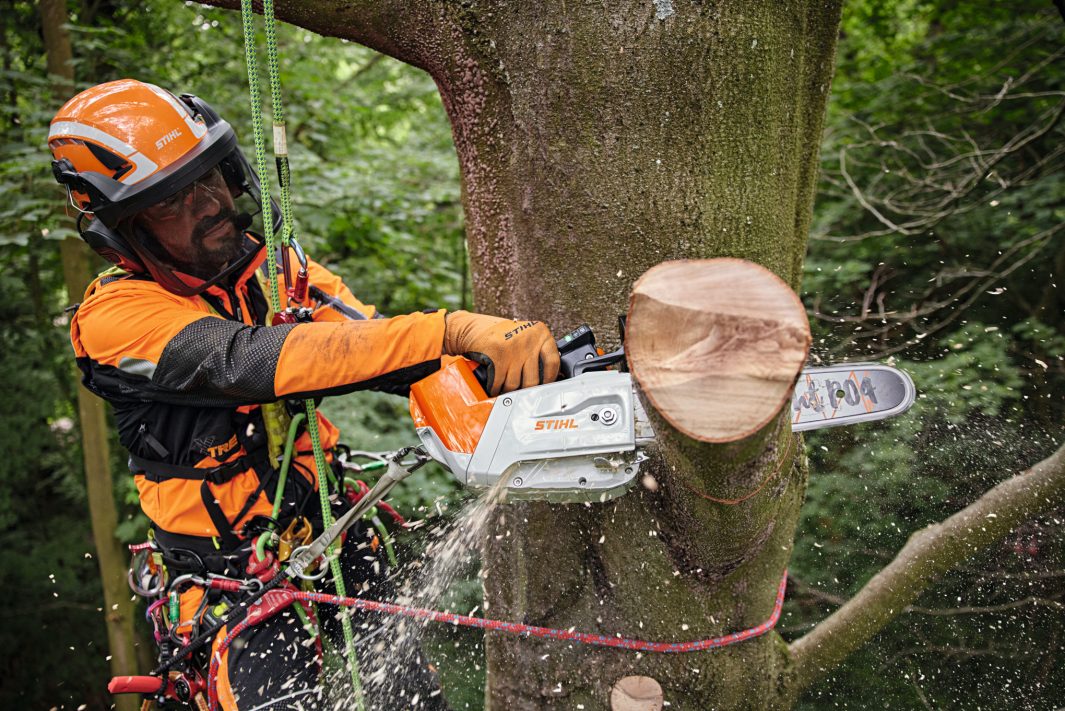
[302,258,439,396]
[72,279,445,407]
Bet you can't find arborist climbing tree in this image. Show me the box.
[48,74,560,709]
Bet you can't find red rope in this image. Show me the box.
[206,572,787,709]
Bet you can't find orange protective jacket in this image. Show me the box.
[70,241,445,548]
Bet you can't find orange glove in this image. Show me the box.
[444,310,561,396]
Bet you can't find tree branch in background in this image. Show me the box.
[198,0,444,72]
[814,221,1064,358]
[809,19,1064,359]
[820,87,1063,243]
[788,440,1065,693]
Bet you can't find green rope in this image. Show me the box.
[261,0,296,247]
[272,412,306,521]
[303,401,365,702]
[239,1,364,705]
[239,0,283,314]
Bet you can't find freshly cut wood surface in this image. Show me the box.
[610,676,664,711]
[626,259,811,442]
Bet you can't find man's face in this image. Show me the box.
[134,166,244,279]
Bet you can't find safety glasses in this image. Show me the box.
[138,165,229,223]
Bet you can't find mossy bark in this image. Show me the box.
[202,1,843,707]
[424,5,839,708]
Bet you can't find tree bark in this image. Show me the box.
[422,6,840,709]
[198,1,843,708]
[40,1,141,705]
[192,2,1065,707]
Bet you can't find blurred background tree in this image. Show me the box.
[0,0,1060,708]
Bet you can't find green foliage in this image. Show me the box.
[792,1,1065,707]
[0,11,104,692]
[0,513,114,709]
[1,0,466,707]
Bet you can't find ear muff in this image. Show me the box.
[78,216,147,275]
[53,157,109,214]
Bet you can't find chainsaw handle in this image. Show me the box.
[472,363,491,393]
[109,675,169,695]
[473,323,623,388]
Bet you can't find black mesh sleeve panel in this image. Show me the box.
[154,317,297,403]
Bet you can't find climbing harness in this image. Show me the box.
[113,446,419,709]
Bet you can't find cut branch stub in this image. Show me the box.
[610,676,664,711]
[626,259,811,442]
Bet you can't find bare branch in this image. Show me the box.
[906,661,935,711]
[907,595,1064,616]
[787,440,1065,693]
[789,574,1065,617]
[810,221,1064,359]
[194,0,447,72]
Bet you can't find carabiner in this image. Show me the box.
[287,545,329,581]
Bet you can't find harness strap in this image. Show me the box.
[131,454,252,484]
[198,482,241,550]
[131,447,277,550]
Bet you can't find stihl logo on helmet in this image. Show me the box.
[48,79,210,208]
[155,129,184,150]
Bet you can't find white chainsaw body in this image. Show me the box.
[415,371,653,502]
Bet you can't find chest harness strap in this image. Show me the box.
[130,449,275,551]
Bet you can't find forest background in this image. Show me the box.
[1,0,1062,708]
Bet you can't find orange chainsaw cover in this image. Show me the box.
[409,356,494,455]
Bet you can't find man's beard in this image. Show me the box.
[171,209,245,279]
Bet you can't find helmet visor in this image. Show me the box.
[119,150,276,296]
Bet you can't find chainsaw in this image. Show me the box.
[408,323,916,503]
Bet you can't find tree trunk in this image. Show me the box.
[190,2,1065,707]
[40,1,142,704]
[200,1,841,707]
[428,6,842,709]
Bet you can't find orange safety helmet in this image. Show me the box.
[49,79,276,295]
